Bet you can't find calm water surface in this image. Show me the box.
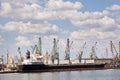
[0,69,120,80]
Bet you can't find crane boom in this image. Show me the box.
[90,42,98,59]
[78,42,86,63]
[83,42,86,49]
[110,41,120,61]
[110,41,119,58]
[31,45,37,54]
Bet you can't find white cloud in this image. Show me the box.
[69,10,109,21]
[0,21,59,34]
[0,2,43,19]
[70,29,117,40]
[70,10,120,32]
[15,36,32,47]
[106,4,120,11]
[45,0,83,10]
[0,0,83,20]
[65,4,120,32]
[0,2,12,16]
[2,0,39,4]
[0,0,119,28]
[106,5,120,24]
[71,16,116,29]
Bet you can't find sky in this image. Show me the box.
[0,0,120,60]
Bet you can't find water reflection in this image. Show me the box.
[0,69,120,80]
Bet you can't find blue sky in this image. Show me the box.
[0,0,120,60]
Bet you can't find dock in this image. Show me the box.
[0,70,18,74]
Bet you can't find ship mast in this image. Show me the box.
[51,38,59,64]
[64,38,73,64]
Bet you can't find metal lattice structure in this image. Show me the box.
[51,38,59,64]
[64,39,73,64]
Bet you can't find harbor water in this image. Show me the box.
[0,69,120,80]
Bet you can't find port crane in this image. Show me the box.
[31,37,42,55]
[103,48,108,58]
[90,42,98,59]
[51,38,59,64]
[64,38,73,64]
[77,42,86,63]
[31,45,37,54]
[110,41,120,61]
[38,37,42,55]
[17,47,24,62]
[110,41,120,68]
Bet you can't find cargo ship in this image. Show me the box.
[17,38,105,72]
[17,62,105,72]
[17,54,105,72]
